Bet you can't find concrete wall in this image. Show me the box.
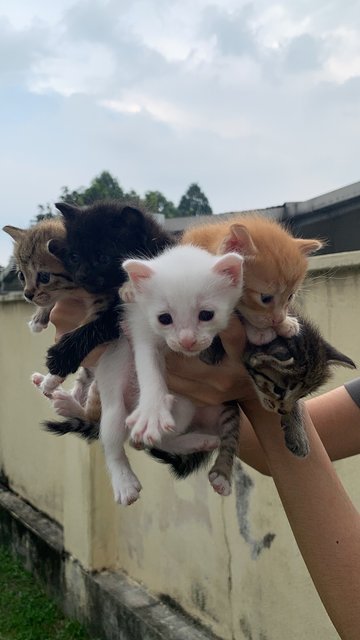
[1,251,360,640]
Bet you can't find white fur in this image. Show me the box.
[123,244,244,446]
[28,318,47,333]
[34,245,244,505]
[99,245,243,503]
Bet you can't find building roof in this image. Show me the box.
[2,179,359,292]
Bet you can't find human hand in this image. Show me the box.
[49,296,108,368]
[166,315,256,406]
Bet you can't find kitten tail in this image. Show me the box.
[43,417,99,442]
[148,450,212,478]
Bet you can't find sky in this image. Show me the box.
[1,0,360,266]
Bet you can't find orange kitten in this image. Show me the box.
[182,214,323,344]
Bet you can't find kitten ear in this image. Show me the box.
[218,224,257,257]
[324,343,356,369]
[294,238,323,256]
[47,238,67,260]
[122,258,154,291]
[115,206,145,228]
[122,206,144,220]
[2,225,26,242]
[212,253,243,286]
[55,202,80,219]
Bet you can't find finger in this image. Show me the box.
[165,351,210,380]
[166,373,220,406]
[219,314,247,362]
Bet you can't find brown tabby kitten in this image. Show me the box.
[182,214,323,344]
[3,219,77,331]
[150,312,355,479]
[2,219,102,424]
[243,313,356,456]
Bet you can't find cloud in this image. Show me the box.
[1,0,360,267]
[0,17,49,82]
[283,33,324,73]
[200,4,258,58]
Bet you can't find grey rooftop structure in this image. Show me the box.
[2,179,360,292]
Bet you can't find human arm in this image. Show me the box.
[166,316,360,472]
[243,398,360,640]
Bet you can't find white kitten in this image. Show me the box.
[100,244,244,504]
[122,244,244,447]
[36,245,244,506]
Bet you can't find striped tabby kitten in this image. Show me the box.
[2,219,102,419]
[152,313,355,478]
[3,219,77,331]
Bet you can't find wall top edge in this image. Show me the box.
[1,251,360,305]
[308,250,360,273]
[0,292,24,303]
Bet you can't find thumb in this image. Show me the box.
[219,314,247,362]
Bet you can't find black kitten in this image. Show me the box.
[45,200,174,379]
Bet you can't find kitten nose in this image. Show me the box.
[179,331,197,350]
[272,314,285,326]
[24,290,34,301]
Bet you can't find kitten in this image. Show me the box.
[243,314,356,454]
[2,219,77,331]
[36,200,174,396]
[182,214,323,345]
[122,244,243,442]
[44,244,245,503]
[151,313,356,477]
[2,219,102,420]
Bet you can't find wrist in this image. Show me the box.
[242,400,284,448]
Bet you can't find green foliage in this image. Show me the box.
[0,545,93,640]
[144,190,178,218]
[59,171,125,206]
[35,171,212,223]
[36,203,57,222]
[177,183,213,217]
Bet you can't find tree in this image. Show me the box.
[35,173,213,224]
[59,171,125,206]
[35,171,128,222]
[144,191,178,218]
[177,183,213,217]
[36,203,56,222]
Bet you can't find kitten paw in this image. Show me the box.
[111,469,142,506]
[119,281,135,303]
[127,395,175,446]
[284,432,310,458]
[208,470,232,496]
[246,326,277,345]
[28,319,47,333]
[52,389,84,418]
[32,372,45,387]
[32,372,64,397]
[46,341,81,377]
[276,316,300,338]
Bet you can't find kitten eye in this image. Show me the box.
[158,313,173,325]
[273,384,284,396]
[17,271,25,283]
[69,252,80,265]
[37,272,51,284]
[199,310,214,322]
[261,294,273,304]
